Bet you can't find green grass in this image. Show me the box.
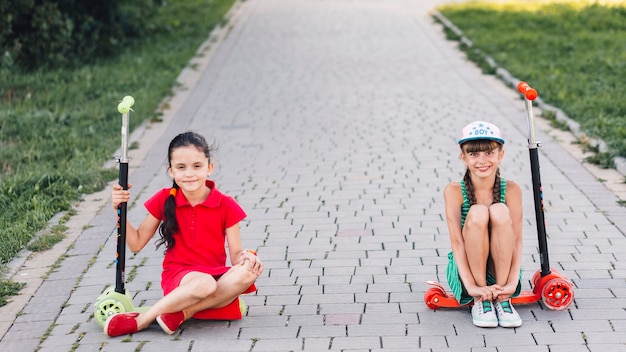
[0,280,25,307]
[25,224,67,252]
[0,0,236,294]
[436,0,626,160]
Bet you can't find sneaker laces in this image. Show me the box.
[499,300,513,314]
[482,301,493,313]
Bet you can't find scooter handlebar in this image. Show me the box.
[517,81,538,101]
[117,95,135,114]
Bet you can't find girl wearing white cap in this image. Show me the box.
[444,121,523,328]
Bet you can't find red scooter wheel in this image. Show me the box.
[424,287,445,310]
[542,278,574,310]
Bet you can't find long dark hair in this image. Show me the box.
[461,139,503,205]
[155,131,216,250]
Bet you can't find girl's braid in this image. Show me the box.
[492,168,502,204]
[463,169,476,205]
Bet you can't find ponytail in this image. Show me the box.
[156,182,179,250]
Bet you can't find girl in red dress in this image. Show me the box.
[105,131,263,337]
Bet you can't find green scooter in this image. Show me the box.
[93,96,149,327]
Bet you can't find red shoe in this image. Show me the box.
[104,312,139,337]
[157,311,185,335]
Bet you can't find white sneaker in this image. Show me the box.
[495,300,522,328]
[471,300,498,328]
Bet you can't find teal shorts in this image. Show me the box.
[446,251,522,306]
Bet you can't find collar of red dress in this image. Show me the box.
[173,180,221,208]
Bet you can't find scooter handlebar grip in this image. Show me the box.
[517,81,538,100]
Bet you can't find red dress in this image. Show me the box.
[144,180,255,319]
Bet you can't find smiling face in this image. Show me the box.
[460,140,504,179]
[168,145,214,195]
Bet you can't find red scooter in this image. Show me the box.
[424,82,574,311]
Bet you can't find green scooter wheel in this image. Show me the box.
[93,288,135,327]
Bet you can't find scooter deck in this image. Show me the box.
[424,269,574,311]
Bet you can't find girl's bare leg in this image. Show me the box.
[488,203,515,286]
[134,272,219,330]
[132,261,258,330]
[463,205,490,288]
[182,262,258,319]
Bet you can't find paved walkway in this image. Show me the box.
[1,0,625,351]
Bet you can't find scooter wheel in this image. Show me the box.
[541,278,574,310]
[93,298,129,328]
[424,287,444,310]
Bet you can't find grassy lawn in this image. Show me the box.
[0,0,236,306]
[436,0,626,162]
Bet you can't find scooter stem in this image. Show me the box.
[115,97,134,294]
[529,148,551,277]
[525,99,539,149]
[519,83,552,277]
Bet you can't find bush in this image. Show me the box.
[1,0,161,70]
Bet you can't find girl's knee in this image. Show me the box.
[465,205,490,228]
[230,264,258,287]
[183,274,218,298]
[489,202,509,214]
[489,203,512,227]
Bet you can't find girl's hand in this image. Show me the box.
[467,284,503,302]
[112,183,132,209]
[241,250,264,276]
[495,282,518,301]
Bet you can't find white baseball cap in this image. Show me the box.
[458,121,505,145]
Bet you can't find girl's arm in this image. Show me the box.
[225,223,244,265]
[225,223,263,275]
[112,184,160,253]
[502,180,524,297]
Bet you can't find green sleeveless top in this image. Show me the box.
[449,177,521,306]
[460,177,507,227]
